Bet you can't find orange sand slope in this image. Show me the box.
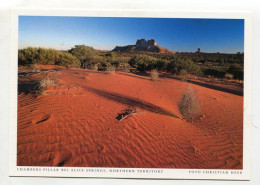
[17,67,243,169]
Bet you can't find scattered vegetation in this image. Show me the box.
[179,86,200,119]
[150,69,159,81]
[18,45,244,81]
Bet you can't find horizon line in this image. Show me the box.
[18,45,244,55]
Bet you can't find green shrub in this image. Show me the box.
[18,47,59,65]
[154,59,169,70]
[167,58,202,76]
[18,47,40,65]
[18,47,80,68]
[227,64,243,80]
[37,48,58,65]
[56,52,81,68]
[203,68,226,78]
[129,55,157,72]
[69,45,99,68]
[83,55,103,70]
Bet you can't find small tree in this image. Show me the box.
[69,45,98,68]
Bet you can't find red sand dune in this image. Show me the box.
[17,66,243,169]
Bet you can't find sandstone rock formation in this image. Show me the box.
[113,39,174,53]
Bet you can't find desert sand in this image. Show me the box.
[17,65,243,169]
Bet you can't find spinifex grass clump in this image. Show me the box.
[179,86,200,119]
[31,64,41,73]
[225,73,234,80]
[150,69,159,81]
[105,66,116,74]
[39,77,55,89]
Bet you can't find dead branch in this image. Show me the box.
[117,107,146,122]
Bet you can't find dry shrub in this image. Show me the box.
[31,64,41,73]
[39,78,55,89]
[89,64,98,71]
[179,69,188,81]
[179,69,188,76]
[179,86,200,119]
[225,73,234,80]
[119,63,130,72]
[105,66,116,74]
[150,69,159,81]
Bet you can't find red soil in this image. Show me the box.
[17,66,243,169]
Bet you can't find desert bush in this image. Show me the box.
[150,69,159,81]
[18,47,59,65]
[88,64,98,71]
[129,55,157,72]
[154,59,169,70]
[105,65,116,74]
[179,86,200,119]
[225,73,234,80]
[69,45,99,68]
[31,64,41,73]
[118,63,130,72]
[179,69,188,76]
[179,69,188,81]
[227,64,243,80]
[37,48,58,65]
[39,77,55,89]
[56,52,81,68]
[83,56,103,70]
[18,47,39,65]
[203,68,226,78]
[105,52,116,61]
[167,58,202,76]
[18,47,81,68]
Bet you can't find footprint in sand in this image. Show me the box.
[34,115,51,124]
[53,150,73,167]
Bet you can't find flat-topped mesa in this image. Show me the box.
[136,39,157,47]
[113,39,174,53]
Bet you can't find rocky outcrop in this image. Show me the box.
[113,39,174,53]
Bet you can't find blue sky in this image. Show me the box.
[19,16,244,53]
